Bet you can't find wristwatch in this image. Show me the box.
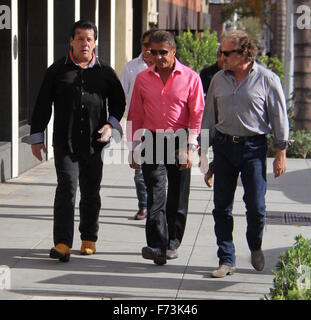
[188,143,198,152]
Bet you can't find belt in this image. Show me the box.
[216,131,266,144]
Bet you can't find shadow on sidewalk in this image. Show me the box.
[234,168,311,205]
[0,245,294,299]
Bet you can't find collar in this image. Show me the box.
[65,50,100,69]
[150,58,183,75]
[224,60,256,76]
[251,61,258,72]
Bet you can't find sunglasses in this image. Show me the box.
[150,49,169,56]
[220,49,241,57]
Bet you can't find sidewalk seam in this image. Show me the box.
[175,190,213,299]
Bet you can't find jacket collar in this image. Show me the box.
[65,50,100,69]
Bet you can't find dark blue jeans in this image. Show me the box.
[53,147,103,248]
[212,134,267,267]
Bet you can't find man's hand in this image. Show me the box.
[97,124,113,143]
[128,151,140,170]
[31,143,47,161]
[204,169,213,188]
[178,149,194,171]
[199,153,209,175]
[273,148,287,178]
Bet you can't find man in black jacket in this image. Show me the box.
[30,20,125,262]
[200,47,223,96]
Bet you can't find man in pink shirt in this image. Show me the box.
[127,30,204,265]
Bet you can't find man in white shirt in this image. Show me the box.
[120,29,155,220]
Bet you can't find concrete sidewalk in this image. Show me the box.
[0,150,311,300]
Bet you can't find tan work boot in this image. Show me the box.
[211,265,236,278]
[50,243,71,262]
[80,240,96,255]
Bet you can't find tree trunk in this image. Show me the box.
[294,0,311,130]
[276,0,287,62]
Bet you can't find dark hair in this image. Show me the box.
[70,20,98,41]
[141,28,158,44]
[150,30,176,49]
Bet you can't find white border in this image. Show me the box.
[75,0,80,21]
[95,0,99,48]
[46,0,54,160]
[11,0,19,177]
[110,0,115,69]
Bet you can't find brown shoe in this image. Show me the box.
[50,243,71,262]
[80,240,96,255]
[142,246,167,265]
[211,265,236,278]
[134,208,147,220]
[251,249,265,271]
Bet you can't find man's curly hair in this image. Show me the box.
[221,30,258,62]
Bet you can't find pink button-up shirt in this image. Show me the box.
[127,59,204,147]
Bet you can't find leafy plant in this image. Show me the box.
[267,114,311,159]
[176,28,218,72]
[221,0,272,27]
[237,17,262,45]
[287,129,311,159]
[258,55,284,85]
[266,235,311,300]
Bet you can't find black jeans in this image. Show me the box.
[53,147,103,248]
[141,133,191,254]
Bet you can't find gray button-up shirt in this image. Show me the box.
[201,61,289,149]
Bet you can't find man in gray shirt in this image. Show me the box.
[201,30,289,278]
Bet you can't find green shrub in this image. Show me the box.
[266,235,311,300]
[258,55,284,85]
[176,28,218,73]
[287,130,311,159]
[267,115,311,159]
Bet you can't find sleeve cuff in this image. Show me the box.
[29,132,44,145]
[107,116,123,143]
[274,140,294,150]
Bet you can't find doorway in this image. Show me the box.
[18,0,48,173]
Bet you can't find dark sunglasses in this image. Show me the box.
[220,49,242,57]
[150,49,169,56]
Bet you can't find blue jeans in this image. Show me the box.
[134,168,147,210]
[212,134,267,267]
